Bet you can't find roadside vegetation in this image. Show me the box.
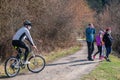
[88,0,120,56]
[81,55,120,80]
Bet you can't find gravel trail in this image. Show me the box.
[0,41,99,80]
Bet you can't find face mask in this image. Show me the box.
[108,30,111,34]
[28,26,31,30]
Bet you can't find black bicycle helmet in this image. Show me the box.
[23,20,32,26]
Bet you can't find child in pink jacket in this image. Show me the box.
[93,30,103,60]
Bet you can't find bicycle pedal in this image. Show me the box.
[21,65,25,69]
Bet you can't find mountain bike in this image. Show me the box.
[4,48,46,77]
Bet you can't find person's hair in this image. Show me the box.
[106,27,111,32]
[88,23,92,26]
[106,28,109,32]
[88,23,94,28]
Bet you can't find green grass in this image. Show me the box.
[81,55,120,80]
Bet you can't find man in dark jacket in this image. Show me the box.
[103,28,113,62]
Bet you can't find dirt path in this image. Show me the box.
[0,41,100,80]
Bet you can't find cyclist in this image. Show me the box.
[12,20,37,64]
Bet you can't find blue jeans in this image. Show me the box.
[106,46,112,58]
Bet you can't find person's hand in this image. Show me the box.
[33,45,38,51]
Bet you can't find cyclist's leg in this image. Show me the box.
[12,40,29,61]
[16,47,22,59]
[16,42,29,61]
[24,46,29,61]
[12,40,22,59]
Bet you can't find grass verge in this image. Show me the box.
[81,55,120,80]
[44,46,81,63]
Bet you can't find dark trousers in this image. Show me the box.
[106,46,112,58]
[94,46,102,57]
[12,40,29,61]
[87,41,94,59]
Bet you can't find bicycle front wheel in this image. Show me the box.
[4,56,20,77]
[27,55,45,73]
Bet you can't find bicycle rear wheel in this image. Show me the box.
[27,55,45,73]
[4,56,20,77]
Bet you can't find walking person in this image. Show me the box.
[103,27,113,62]
[93,30,103,60]
[85,23,96,61]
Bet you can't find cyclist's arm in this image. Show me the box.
[25,29,38,51]
[25,29,35,46]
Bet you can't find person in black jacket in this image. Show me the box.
[103,28,113,62]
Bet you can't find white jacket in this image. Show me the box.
[13,27,35,46]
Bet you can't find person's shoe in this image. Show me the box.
[106,59,111,62]
[101,56,105,59]
[90,58,94,61]
[23,61,30,64]
[104,56,107,60]
[88,58,94,61]
[99,56,103,60]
